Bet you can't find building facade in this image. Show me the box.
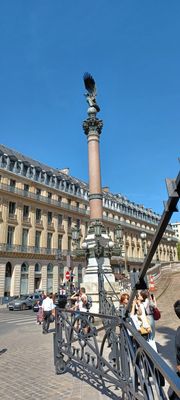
[0,144,178,297]
[171,222,180,242]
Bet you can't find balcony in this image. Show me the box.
[0,182,89,216]
[0,243,64,256]
[22,216,31,226]
[58,224,65,233]
[8,213,18,224]
[47,222,55,231]
[35,219,43,229]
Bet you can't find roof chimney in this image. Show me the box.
[103,186,109,193]
[59,168,70,175]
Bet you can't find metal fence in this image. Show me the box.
[54,307,180,399]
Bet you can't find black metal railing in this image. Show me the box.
[54,308,180,399]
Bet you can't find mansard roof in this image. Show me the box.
[0,143,161,221]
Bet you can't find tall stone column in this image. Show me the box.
[83,114,103,221]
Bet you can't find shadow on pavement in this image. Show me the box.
[0,348,7,355]
[66,362,121,399]
[156,325,177,369]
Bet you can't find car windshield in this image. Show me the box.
[19,295,28,300]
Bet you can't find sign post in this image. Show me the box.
[65,271,70,281]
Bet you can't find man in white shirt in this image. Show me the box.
[42,293,54,334]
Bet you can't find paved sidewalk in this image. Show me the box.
[0,321,112,400]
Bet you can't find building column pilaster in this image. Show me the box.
[28,264,35,293]
[12,264,21,296]
[0,263,6,297]
[41,264,47,294]
[53,264,59,294]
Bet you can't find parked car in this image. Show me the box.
[8,295,33,311]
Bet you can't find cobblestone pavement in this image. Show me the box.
[0,274,180,400]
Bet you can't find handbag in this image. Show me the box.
[153,307,161,321]
[140,326,150,335]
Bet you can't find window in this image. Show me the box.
[9,201,16,215]
[23,205,29,218]
[48,192,52,199]
[76,219,80,229]
[58,196,62,203]
[22,229,28,247]
[47,232,52,249]
[7,226,14,245]
[85,221,88,235]
[35,231,41,248]
[36,188,41,196]
[24,184,29,192]
[58,214,63,225]
[68,199,71,206]
[76,202,79,209]
[68,237,71,251]
[36,208,41,222]
[58,235,62,251]
[48,212,52,224]
[68,217,72,228]
[10,179,16,188]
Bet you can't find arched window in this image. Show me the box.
[20,262,29,295]
[35,263,41,273]
[47,263,53,293]
[59,263,64,284]
[4,262,12,296]
[34,263,42,290]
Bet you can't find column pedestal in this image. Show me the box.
[82,230,120,313]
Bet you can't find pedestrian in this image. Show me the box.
[134,291,151,340]
[168,300,180,400]
[141,289,158,351]
[70,287,88,332]
[42,293,54,334]
[36,299,43,325]
[119,293,130,307]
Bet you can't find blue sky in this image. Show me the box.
[0,1,179,221]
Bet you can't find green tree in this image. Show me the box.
[177,243,180,260]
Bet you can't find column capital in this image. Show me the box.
[83,117,103,136]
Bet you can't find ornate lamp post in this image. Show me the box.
[71,225,80,249]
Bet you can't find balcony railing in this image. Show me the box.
[0,182,89,215]
[22,216,31,224]
[0,244,66,256]
[35,219,43,228]
[0,182,175,233]
[57,224,65,233]
[47,222,55,231]
[8,213,17,223]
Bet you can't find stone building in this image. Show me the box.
[0,144,178,297]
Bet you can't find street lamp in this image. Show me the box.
[140,232,147,258]
[71,225,80,249]
[114,224,123,242]
[114,224,128,276]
